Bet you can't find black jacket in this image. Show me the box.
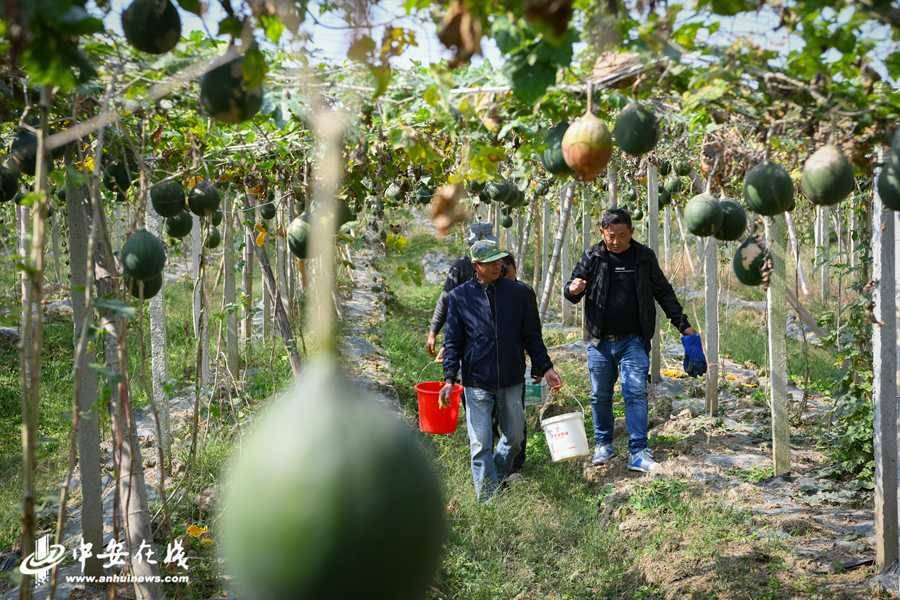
[429,256,475,334]
[443,277,553,391]
[564,240,690,352]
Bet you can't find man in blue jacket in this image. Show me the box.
[565,208,705,473]
[440,240,563,501]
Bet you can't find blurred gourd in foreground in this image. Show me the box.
[219,358,447,600]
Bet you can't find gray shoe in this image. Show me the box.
[628,448,660,473]
[591,444,615,466]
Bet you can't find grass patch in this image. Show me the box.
[727,465,776,483]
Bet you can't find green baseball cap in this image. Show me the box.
[469,239,509,263]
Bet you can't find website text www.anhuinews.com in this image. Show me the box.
[65,575,189,584]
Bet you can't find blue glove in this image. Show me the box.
[681,334,707,377]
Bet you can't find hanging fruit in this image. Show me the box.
[151,180,187,217]
[165,211,193,239]
[800,145,855,206]
[287,216,309,258]
[206,227,222,249]
[663,175,682,195]
[121,229,166,281]
[127,272,163,300]
[877,163,900,211]
[684,193,723,237]
[713,199,747,241]
[219,359,446,600]
[188,180,221,216]
[541,122,574,177]
[561,112,612,182]
[733,236,768,286]
[657,159,672,176]
[674,160,691,177]
[612,102,658,156]
[121,0,181,55]
[200,54,264,124]
[742,161,794,216]
[0,164,19,202]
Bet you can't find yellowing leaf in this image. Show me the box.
[255,224,267,247]
[80,155,95,173]
[185,175,202,189]
[661,367,686,379]
[199,537,215,546]
[186,524,208,538]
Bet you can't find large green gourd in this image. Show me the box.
[541,122,573,176]
[743,161,794,216]
[287,216,309,258]
[800,145,855,206]
[188,180,221,216]
[713,199,747,241]
[889,126,900,174]
[0,164,19,202]
[220,359,446,600]
[165,211,193,239]
[877,164,900,211]
[200,55,264,124]
[151,180,187,217]
[612,102,659,156]
[684,192,723,237]
[121,0,181,54]
[733,236,767,286]
[121,229,166,281]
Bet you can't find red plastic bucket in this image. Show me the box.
[415,381,462,434]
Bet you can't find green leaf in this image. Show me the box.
[709,0,755,16]
[508,58,557,105]
[422,84,440,107]
[242,47,268,88]
[885,51,900,80]
[177,0,202,15]
[259,14,284,44]
[218,16,243,38]
[672,22,702,49]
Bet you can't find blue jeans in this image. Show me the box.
[463,384,525,501]
[586,336,650,454]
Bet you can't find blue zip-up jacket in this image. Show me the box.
[443,277,553,391]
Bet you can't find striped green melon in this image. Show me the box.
[612,102,658,156]
[684,192,723,237]
[287,216,309,258]
[121,229,166,281]
[121,0,181,54]
[541,122,573,176]
[713,199,747,241]
[733,236,767,286]
[200,55,264,124]
[800,145,855,206]
[219,359,446,600]
[165,211,193,239]
[743,161,794,216]
[151,180,186,217]
[877,164,900,211]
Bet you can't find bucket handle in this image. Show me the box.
[538,388,586,422]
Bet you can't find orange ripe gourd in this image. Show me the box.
[561,112,613,182]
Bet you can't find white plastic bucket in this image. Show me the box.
[541,408,589,462]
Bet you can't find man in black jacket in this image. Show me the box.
[440,240,562,500]
[565,208,699,473]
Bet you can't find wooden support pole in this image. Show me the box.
[648,164,661,383]
[223,193,240,376]
[704,238,719,416]
[539,183,574,321]
[541,199,550,296]
[784,211,811,297]
[663,207,672,273]
[872,152,898,570]
[765,215,790,475]
[607,163,617,208]
[582,186,591,339]
[561,199,572,325]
